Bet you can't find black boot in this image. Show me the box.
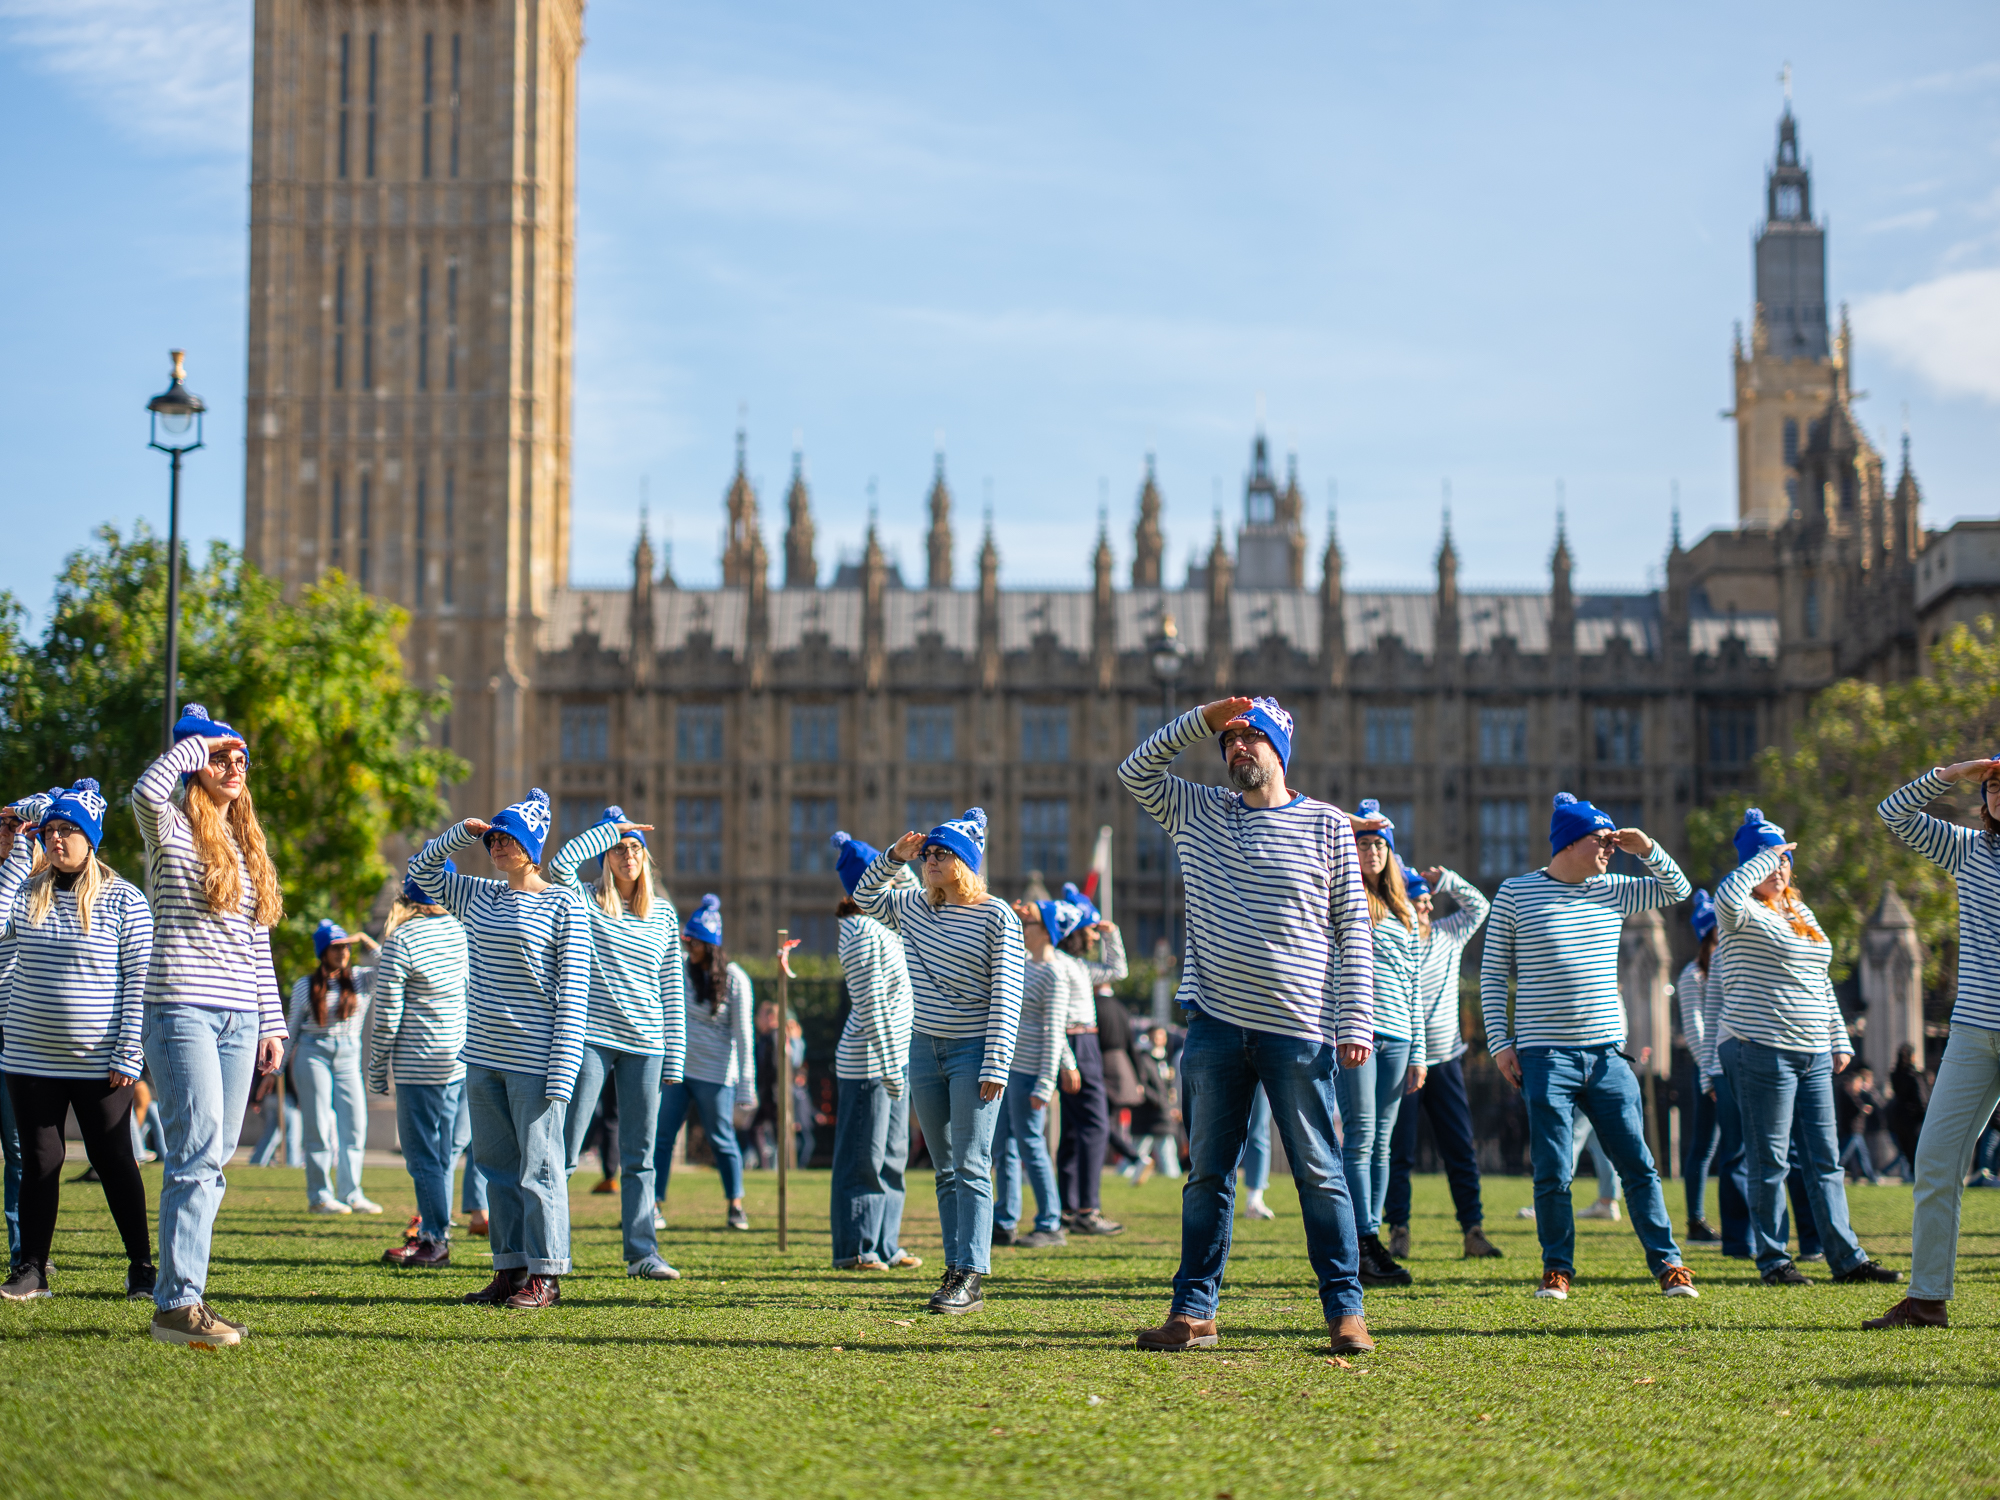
[931,1269,985,1315]
[1685,1217,1722,1244]
[1358,1233,1413,1288]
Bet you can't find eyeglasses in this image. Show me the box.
[207,753,248,773]
[41,822,84,842]
[920,847,955,863]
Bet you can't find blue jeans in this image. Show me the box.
[1518,1045,1682,1278]
[1712,1063,1822,1257]
[0,1072,20,1261]
[1839,1131,1882,1184]
[1240,1083,1271,1192]
[453,1084,487,1213]
[1720,1038,1868,1276]
[294,1032,367,1206]
[1909,1023,2000,1299]
[465,1065,571,1275]
[563,1044,664,1263]
[1682,1082,1719,1221]
[144,1004,260,1311]
[247,1072,301,1167]
[1384,1055,1486,1230]
[908,1031,1003,1274]
[657,1077,746,1202]
[830,1074,909,1265]
[993,1071,1062,1234]
[395,1080,463,1243]
[1575,1121,1619,1200]
[1334,1030,1412,1236]
[1173,1010,1363,1322]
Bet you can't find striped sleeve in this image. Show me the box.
[549,819,622,894]
[1116,708,1213,838]
[1432,870,1490,945]
[1878,770,1974,876]
[367,936,408,1093]
[981,902,1026,1086]
[853,850,925,928]
[659,897,688,1081]
[113,887,152,1079]
[1675,961,1709,1085]
[547,893,591,1101]
[132,738,204,852]
[286,976,310,1043]
[1610,844,1692,911]
[411,823,486,914]
[1082,923,1129,986]
[1698,951,1726,1079]
[836,916,911,1086]
[1477,881,1519,1053]
[1715,848,1845,1057]
[728,963,757,1109]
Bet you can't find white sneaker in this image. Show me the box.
[1515,1206,1537,1220]
[346,1195,385,1215]
[653,1210,667,1231]
[1578,1199,1621,1221]
[626,1254,682,1281]
[309,1199,352,1215]
[1243,1195,1276,1221]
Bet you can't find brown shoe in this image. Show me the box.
[1387,1223,1410,1259]
[1135,1312,1219,1351]
[589,1175,619,1195]
[1462,1225,1503,1259]
[150,1302,241,1348]
[1328,1314,1375,1354]
[402,1239,450,1269]
[504,1274,562,1310]
[1659,1264,1700,1299]
[463,1268,526,1305]
[1862,1296,1948,1330]
[466,1211,489,1238]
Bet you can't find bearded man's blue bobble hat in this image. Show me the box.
[404,858,454,905]
[1404,869,1431,901]
[1037,896,1090,947]
[485,787,553,864]
[1733,807,1788,866]
[925,807,987,874]
[1356,798,1397,854]
[312,919,350,959]
[1217,696,1294,771]
[1549,792,1616,854]
[597,804,645,850]
[1690,889,1718,940]
[44,779,108,850]
[684,893,723,947]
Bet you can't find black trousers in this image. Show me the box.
[5,1072,151,1269]
[1057,1033,1109,1213]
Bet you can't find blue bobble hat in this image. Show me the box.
[1036,895,1091,947]
[1218,696,1294,771]
[1404,869,1432,901]
[485,787,553,864]
[43,779,109,850]
[403,857,454,905]
[172,702,248,779]
[1356,798,1397,853]
[830,830,916,897]
[1059,881,1101,927]
[1733,807,1788,866]
[684,893,723,947]
[924,807,988,874]
[313,919,351,959]
[1549,792,1617,854]
[1690,889,1718,940]
[597,804,645,850]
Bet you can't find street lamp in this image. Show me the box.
[147,350,206,752]
[1148,614,1186,1019]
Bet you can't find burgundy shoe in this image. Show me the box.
[1862,1296,1947,1330]
[463,1268,526,1305]
[382,1241,417,1265]
[504,1274,562,1310]
[402,1239,450,1269]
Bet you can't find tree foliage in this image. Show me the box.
[0,523,468,980]
[1685,616,2000,986]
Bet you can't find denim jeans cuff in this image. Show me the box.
[491,1253,529,1270]
[525,1257,571,1276]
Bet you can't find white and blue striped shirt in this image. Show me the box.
[835,914,914,1089]
[287,968,374,1061]
[1676,960,1716,1085]
[1073,924,1129,1028]
[548,821,688,1073]
[1118,709,1375,1047]
[368,914,469,1090]
[1415,869,1488,1066]
[853,851,1027,1085]
[411,824,591,1101]
[1369,912,1423,1068]
[1018,949,1091,1100]
[0,833,152,1080]
[134,737,285,1038]
[683,961,757,1107]
[1714,847,1846,1056]
[1479,844,1691,1051]
[1879,769,2000,1033]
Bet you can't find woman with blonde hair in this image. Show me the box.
[136,704,286,1347]
[0,782,155,1303]
[370,861,469,1267]
[549,806,687,1281]
[287,919,381,1216]
[855,808,1025,1316]
[1336,799,1422,1288]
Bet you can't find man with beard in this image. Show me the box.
[1118,695,1378,1355]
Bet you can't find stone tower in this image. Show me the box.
[926,454,954,589]
[242,0,584,817]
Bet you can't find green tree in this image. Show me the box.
[1685,616,2000,987]
[0,522,468,979]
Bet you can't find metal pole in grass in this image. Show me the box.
[775,929,797,1252]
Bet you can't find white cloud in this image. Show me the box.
[1853,268,2000,403]
[0,0,249,154]
[1865,208,1939,234]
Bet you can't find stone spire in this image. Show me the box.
[1204,513,1232,692]
[630,512,656,688]
[1132,455,1164,588]
[1320,502,1346,686]
[1093,509,1116,691]
[1281,451,1306,588]
[927,450,954,588]
[783,444,817,588]
[1892,425,1924,564]
[977,510,1000,691]
[1434,497,1460,662]
[861,513,888,690]
[1550,504,1575,658]
[721,425,768,587]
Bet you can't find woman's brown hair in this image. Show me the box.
[1360,840,1416,931]
[183,778,284,928]
[309,945,363,1026]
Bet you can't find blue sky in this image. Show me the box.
[0,1,1995,614]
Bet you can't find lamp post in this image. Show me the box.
[1148,615,1186,1020]
[147,351,206,752]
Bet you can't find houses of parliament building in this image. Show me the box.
[240,3,1977,955]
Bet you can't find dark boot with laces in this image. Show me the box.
[930,1269,984,1315]
[464,1268,528,1305]
[1358,1233,1412,1287]
[0,1262,51,1301]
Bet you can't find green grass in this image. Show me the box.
[1,1161,1995,1499]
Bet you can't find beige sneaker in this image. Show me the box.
[151,1302,241,1348]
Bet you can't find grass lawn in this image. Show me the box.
[0,1160,1995,1499]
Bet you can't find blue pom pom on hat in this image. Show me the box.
[171,701,249,780]
[404,857,455,905]
[1216,695,1294,771]
[1058,881,1101,927]
[312,919,351,959]
[1404,868,1431,901]
[43,778,109,850]
[1549,791,1617,854]
[1732,807,1788,866]
[683,892,723,947]
[595,803,645,850]
[1690,888,1718,940]
[924,807,988,874]
[484,787,553,864]
[1356,798,1397,854]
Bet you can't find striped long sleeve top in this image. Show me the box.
[1018,948,1092,1101]
[1415,869,1489,1067]
[411,824,591,1101]
[286,967,375,1047]
[1368,913,1424,1068]
[1714,847,1846,1056]
[1071,924,1130,1029]
[1478,843,1691,1052]
[1117,709,1374,1047]
[682,961,757,1107]
[834,913,914,1089]
[548,821,688,1073]
[1879,769,2000,1033]
[0,826,152,1080]
[1675,960,1716,1085]
[367,914,469,1091]
[853,850,1026,1086]
[133,737,284,1038]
